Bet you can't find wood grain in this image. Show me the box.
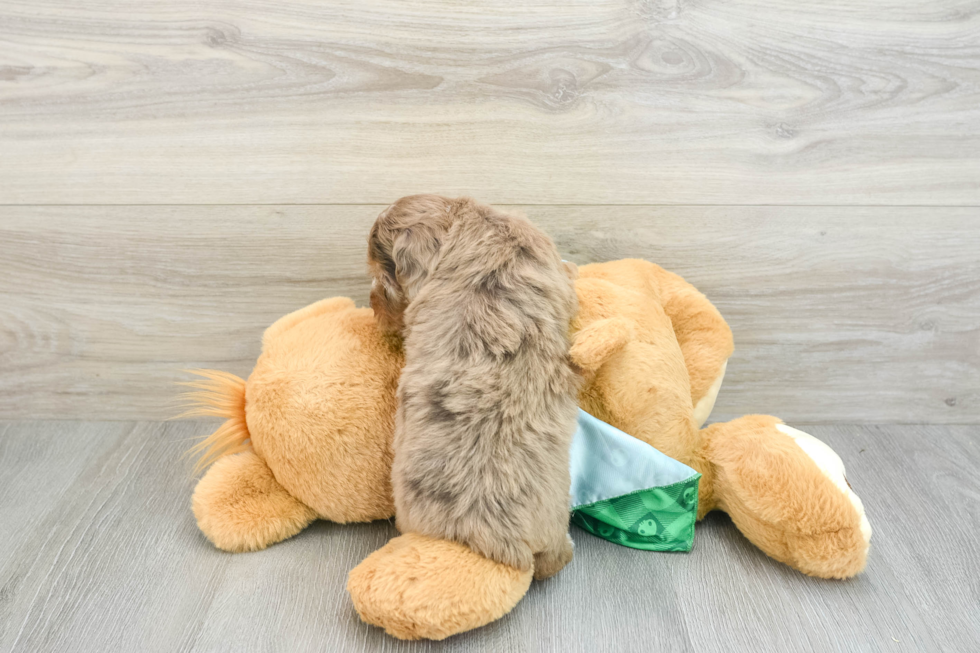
[1,0,978,204]
[1,205,977,422]
[1,421,978,651]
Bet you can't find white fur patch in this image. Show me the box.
[693,360,727,428]
[775,424,872,546]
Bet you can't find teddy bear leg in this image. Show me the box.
[692,359,727,428]
[698,416,871,579]
[348,533,533,640]
[643,262,734,427]
[192,450,317,552]
[533,533,574,580]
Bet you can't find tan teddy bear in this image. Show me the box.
[185,259,870,640]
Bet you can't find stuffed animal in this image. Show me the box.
[183,259,871,640]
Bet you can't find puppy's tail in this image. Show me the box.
[176,370,250,473]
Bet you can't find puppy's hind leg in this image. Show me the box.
[533,533,574,580]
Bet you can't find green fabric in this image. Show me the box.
[571,477,700,552]
[569,409,701,552]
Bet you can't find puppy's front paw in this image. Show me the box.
[533,534,574,580]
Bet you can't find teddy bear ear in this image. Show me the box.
[263,297,357,349]
[569,317,635,373]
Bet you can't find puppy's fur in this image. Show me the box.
[368,195,579,579]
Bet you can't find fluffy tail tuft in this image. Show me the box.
[177,370,250,473]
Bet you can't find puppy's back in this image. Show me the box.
[393,200,579,573]
[405,203,576,359]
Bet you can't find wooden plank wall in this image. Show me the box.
[2,0,979,205]
[2,206,977,422]
[1,0,978,422]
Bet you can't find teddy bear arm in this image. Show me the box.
[192,450,317,552]
[569,316,635,373]
[648,265,733,424]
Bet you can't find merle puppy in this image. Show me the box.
[368,194,579,579]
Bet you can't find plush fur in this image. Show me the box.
[646,264,733,418]
[246,297,403,523]
[192,450,317,552]
[186,296,403,542]
[572,260,869,579]
[179,370,250,472]
[368,195,579,578]
[700,416,869,579]
[183,258,871,639]
[347,532,533,640]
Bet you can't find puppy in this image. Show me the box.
[368,194,579,579]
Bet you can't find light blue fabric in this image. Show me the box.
[568,410,702,551]
[570,410,698,509]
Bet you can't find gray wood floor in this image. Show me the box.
[1,420,978,652]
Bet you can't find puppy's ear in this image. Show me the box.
[390,227,442,302]
[368,228,407,335]
[370,277,406,336]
